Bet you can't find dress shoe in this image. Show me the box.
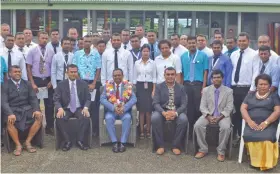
[112,143,119,153]
[156,148,165,155]
[119,143,126,153]
[172,148,181,155]
[62,142,72,151]
[76,141,88,150]
[217,154,225,162]
[195,152,207,159]
[45,128,54,136]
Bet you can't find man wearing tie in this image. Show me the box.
[230,32,256,141]
[23,28,38,52]
[54,64,91,151]
[101,33,134,85]
[171,33,188,58]
[121,29,132,50]
[100,68,137,153]
[51,37,73,89]
[225,37,238,58]
[26,31,56,136]
[147,30,160,60]
[14,32,28,61]
[0,34,27,80]
[135,25,148,47]
[46,29,61,55]
[130,35,142,63]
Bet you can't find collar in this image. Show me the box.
[240,47,250,53]
[165,81,175,88]
[132,48,140,52]
[260,59,270,66]
[69,79,76,85]
[228,47,238,53]
[159,53,173,60]
[213,53,222,58]
[5,47,14,52]
[114,82,122,87]
[51,42,59,46]
[214,85,221,91]
[140,58,152,64]
[11,79,21,85]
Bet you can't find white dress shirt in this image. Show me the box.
[0,36,4,54]
[171,44,188,58]
[14,44,29,61]
[68,79,81,109]
[140,37,148,47]
[46,42,62,54]
[121,42,132,50]
[0,47,27,80]
[222,45,228,54]
[101,47,134,85]
[230,47,257,86]
[154,53,182,84]
[200,46,213,58]
[133,59,156,84]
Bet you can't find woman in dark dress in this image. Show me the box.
[133,44,156,139]
[241,74,280,171]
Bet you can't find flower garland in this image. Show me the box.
[105,80,133,105]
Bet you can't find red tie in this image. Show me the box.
[116,84,120,99]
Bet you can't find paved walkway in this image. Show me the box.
[1,135,280,173]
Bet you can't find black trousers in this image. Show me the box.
[184,81,202,135]
[151,111,188,148]
[83,80,101,135]
[33,76,54,129]
[56,108,90,142]
[232,86,250,136]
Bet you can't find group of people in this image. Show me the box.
[1,22,280,171]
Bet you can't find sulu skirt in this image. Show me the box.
[136,82,153,112]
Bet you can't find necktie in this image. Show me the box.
[16,82,20,91]
[19,48,25,60]
[213,89,220,117]
[26,44,30,48]
[8,49,12,68]
[63,54,68,79]
[52,43,58,54]
[41,47,45,56]
[213,55,219,67]
[70,81,77,113]
[260,64,265,74]
[151,44,154,60]
[234,50,244,84]
[116,84,120,99]
[124,44,127,50]
[114,49,118,69]
[172,48,175,54]
[39,47,46,74]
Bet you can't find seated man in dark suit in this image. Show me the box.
[152,67,188,155]
[53,64,91,151]
[1,65,42,156]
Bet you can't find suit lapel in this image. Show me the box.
[218,85,226,106]
[76,80,82,101]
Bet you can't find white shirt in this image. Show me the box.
[255,49,280,66]
[46,42,62,54]
[121,42,132,50]
[11,79,21,86]
[0,47,28,80]
[133,59,156,84]
[101,47,134,85]
[68,79,81,108]
[24,41,38,55]
[200,46,213,57]
[106,39,112,49]
[0,36,5,54]
[155,53,182,84]
[222,45,228,54]
[140,37,148,47]
[14,45,29,61]
[230,47,257,86]
[171,44,188,58]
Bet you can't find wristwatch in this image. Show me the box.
[264,121,269,125]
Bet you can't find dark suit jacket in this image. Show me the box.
[53,79,91,110]
[152,82,187,115]
[1,79,40,130]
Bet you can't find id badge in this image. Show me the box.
[144,82,148,89]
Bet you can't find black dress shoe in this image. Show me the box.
[112,143,119,153]
[76,141,88,150]
[119,143,126,153]
[45,128,54,136]
[62,142,72,151]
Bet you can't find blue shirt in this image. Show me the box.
[149,42,160,60]
[73,49,101,80]
[0,56,7,83]
[181,50,209,82]
[208,54,233,87]
[224,47,238,57]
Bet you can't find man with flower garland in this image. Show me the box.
[100,68,137,153]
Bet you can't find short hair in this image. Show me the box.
[70,38,76,42]
[211,40,223,47]
[211,69,224,78]
[23,28,32,32]
[1,23,10,27]
[61,36,71,45]
[121,29,130,33]
[171,33,180,38]
[38,31,48,37]
[158,39,171,49]
[5,34,14,41]
[136,24,144,29]
[51,29,59,33]
[258,34,270,41]
[130,34,139,40]
[97,40,106,46]
[259,45,271,52]
[113,68,123,75]
[68,28,77,32]
[238,32,250,40]
[140,44,151,52]
[196,34,207,39]
[8,65,21,72]
[77,37,83,41]
[226,37,237,42]
[111,32,121,39]
[255,74,272,87]
[15,32,24,38]
[164,67,176,74]
[67,64,78,71]
[83,34,91,39]
[214,32,224,38]
[187,36,197,42]
[147,30,157,34]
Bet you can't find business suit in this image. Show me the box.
[151,82,188,149]
[194,85,234,155]
[53,79,91,142]
[100,82,137,143]
[1,79,40,131]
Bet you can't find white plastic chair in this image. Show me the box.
[238,119,280,163]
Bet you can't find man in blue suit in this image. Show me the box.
[208,40,233,87]
[100,68,137,153]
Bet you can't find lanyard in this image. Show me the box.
[212,56,220,68]
[132,50,140,60]
[37,46,47,61]
[188,50,198,63]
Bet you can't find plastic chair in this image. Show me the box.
[238,119,280,163]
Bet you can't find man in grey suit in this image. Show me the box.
[151,67,188,155]
[194,70,234,162]
[53,64,91,151]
